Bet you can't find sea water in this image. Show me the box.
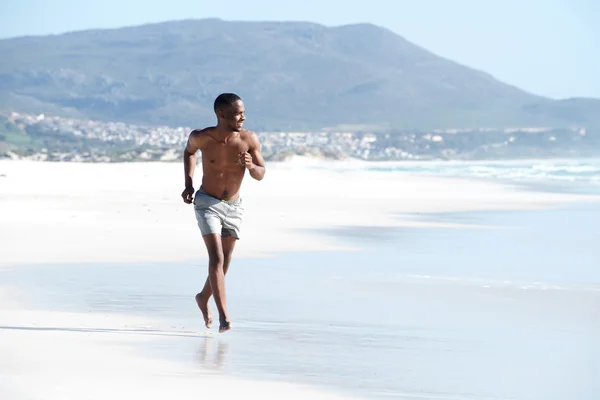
[312,158,600,192]
[1,159,599,400]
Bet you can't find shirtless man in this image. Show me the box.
[181,93,266,333]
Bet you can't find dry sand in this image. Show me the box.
[1,158,599,400]
[1,158,597,267]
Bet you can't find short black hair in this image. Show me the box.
[213,93,242,113]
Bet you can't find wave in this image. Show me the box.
[308,158,600,186]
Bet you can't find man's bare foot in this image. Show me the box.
[219,319,232,333]
[195,292,213,329]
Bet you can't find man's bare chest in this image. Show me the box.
[201,139,249,167]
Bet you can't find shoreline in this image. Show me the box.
[3,202,599,400]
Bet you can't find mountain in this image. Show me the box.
[1,18,599,131]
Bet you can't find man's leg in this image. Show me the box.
[201,233,234,333]
[193,192,226,330]
[195,236,237,329]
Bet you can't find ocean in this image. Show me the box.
[2,158,599,400]
[310,158,600,194]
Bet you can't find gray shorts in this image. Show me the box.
[193,187,244,239]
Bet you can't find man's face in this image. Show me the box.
[220,100,246,132]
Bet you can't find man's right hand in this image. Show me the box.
[181,186,194,204]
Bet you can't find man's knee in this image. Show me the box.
[208,249,225,268]
[203,236,225,269]
[223,253,232,268]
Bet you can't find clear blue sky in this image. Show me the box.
[3,0,598,99]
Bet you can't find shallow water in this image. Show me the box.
[2,201,599,399]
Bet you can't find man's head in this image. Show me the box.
[214,93,245,132]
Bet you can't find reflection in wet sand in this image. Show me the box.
[197,337,229,372]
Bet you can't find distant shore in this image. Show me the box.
[2,111,599,163]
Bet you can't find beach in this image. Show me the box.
[1,158,597,267]
[1,158,599,399]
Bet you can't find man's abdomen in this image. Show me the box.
[200,166,245,201]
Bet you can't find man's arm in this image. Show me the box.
[183,131,201,189]
[181,130,203,203]
[247,132,266,181]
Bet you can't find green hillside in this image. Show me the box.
[1,19,599,131]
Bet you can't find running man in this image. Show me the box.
[181,93,266,333]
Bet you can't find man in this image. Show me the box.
[181,93,266,333]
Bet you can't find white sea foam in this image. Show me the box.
[302,158,600,186]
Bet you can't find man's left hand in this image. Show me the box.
[239,152,254,170]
